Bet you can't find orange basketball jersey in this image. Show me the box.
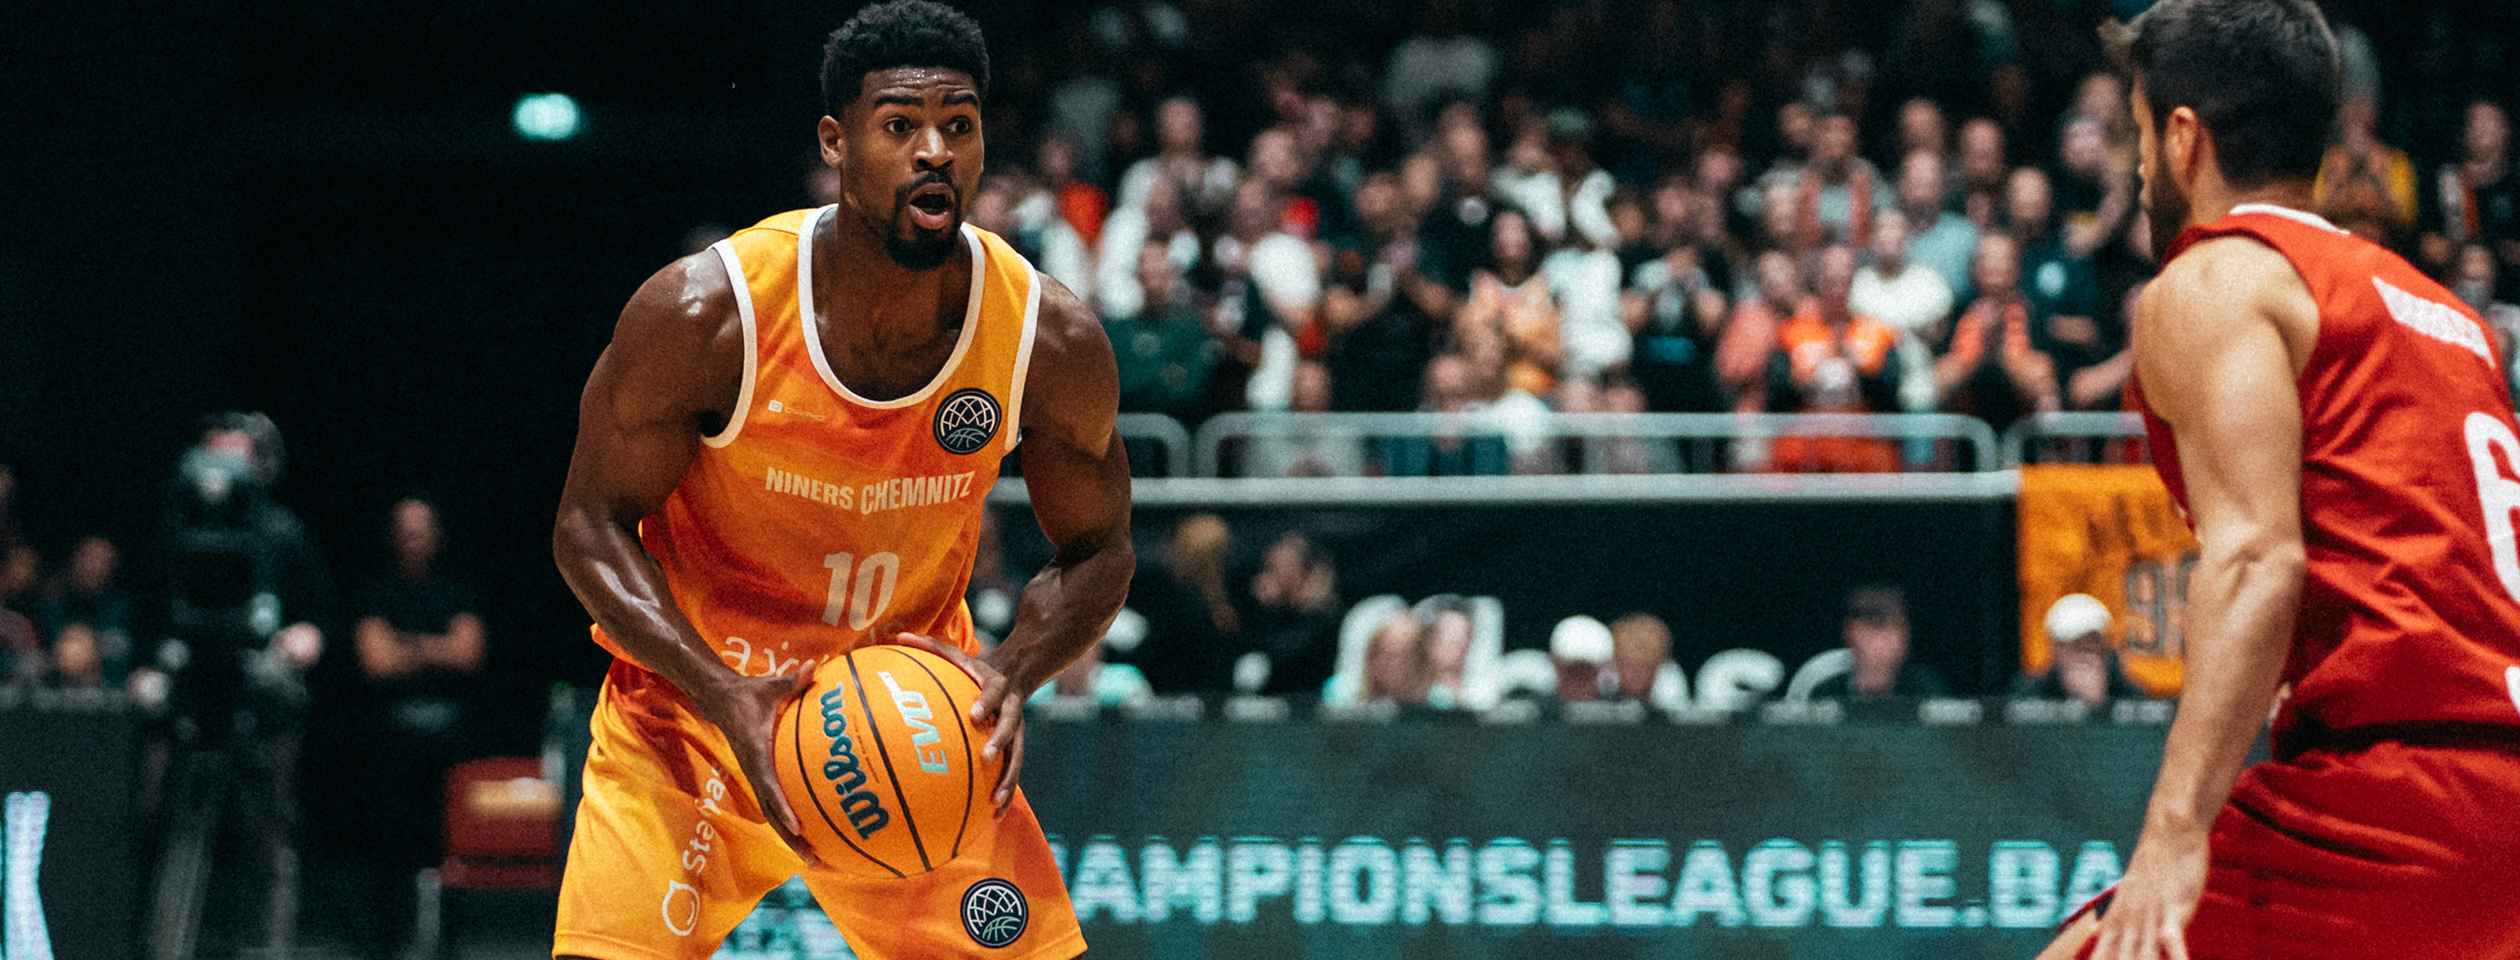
[593,206,1041,676]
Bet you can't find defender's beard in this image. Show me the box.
[2146,149,2190,262]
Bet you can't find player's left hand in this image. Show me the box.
[2089,820,2208,960]
[886,632,1026,817]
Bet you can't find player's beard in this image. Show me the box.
[2146,147,2189,262]
[885,175,963,271]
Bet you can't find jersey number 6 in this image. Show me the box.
[823,551,902,630]
[2463,412,2520,608]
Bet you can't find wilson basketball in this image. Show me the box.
[772,644,997,878]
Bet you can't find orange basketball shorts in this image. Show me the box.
[554,661,1084,960]
[2070,736,2520,959]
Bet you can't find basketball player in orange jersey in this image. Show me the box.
[548,3,1129,958]
[2037,2,2520,958]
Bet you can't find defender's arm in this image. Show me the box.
[2090,237,2314,960]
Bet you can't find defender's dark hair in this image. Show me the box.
[2106,0,2338,186]
[820,0,990,118]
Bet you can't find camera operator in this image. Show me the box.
[146,411,336,956]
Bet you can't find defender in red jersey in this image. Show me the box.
[2041,3,2520,959]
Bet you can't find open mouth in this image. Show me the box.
[906,184,957,232]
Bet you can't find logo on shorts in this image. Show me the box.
[661,880,700,936]
[960,878,1028,948]
[933,389,1001,455]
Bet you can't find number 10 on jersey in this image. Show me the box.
[823,551,901,630]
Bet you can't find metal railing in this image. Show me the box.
[1189,411,2004,478]
[2000,412,2150,467]
[1114,412,1194,477]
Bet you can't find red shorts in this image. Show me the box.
[2075,737,2520,958]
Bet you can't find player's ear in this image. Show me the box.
[818,115,847,169]
[2164,105,2201,183]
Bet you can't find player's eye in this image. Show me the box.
[947,117,973,136]
[884,117,910,135]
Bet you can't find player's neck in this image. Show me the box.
[817,211,969,338]
[2188,178,2315,230]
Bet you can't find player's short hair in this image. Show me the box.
[2106,0,2338,186]
[820,0,990,118]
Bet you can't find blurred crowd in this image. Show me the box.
[853,0,2520,475]
[1017,510,2155,722]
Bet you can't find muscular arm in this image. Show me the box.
[999,278,1135,692]
[920,275,1135,812]
[552,251,745,693]
[2091,237,2316,960]
[551,250,821,854]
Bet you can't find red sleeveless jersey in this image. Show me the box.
[591,208,1042,678]
[2132,204,2520,750]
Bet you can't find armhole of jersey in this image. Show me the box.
[1003,260,1045,454]
[701,240,760,449]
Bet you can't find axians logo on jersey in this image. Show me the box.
[961,878,1028,948]
[933,389,1001,455]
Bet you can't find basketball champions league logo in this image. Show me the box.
[960,878,1028,948]
[933,389,1001,455]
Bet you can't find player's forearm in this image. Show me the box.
[2143,537,2303,834]
[553,506,731,697]
[993,536,1136,694]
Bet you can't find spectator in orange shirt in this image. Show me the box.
[1716,249,1802,414]
[1768,245,1903,472]
[1037,132,1108,249]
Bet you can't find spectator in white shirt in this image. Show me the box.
[1849,209,1954,414]
[1223,181,1324,412]
[1095,177,1198,320]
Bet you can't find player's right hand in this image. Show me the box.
[2088,820,2207,960]
[690,664,823,867]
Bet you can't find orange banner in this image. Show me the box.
[2017,464,2196,697]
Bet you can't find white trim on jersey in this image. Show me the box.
[2231,202,2348,235]
[795,206,986,410]
[1004,257,1044,453]
[700,240,760,449]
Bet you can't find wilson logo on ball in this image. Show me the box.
[813,687,893,839]
[932,389,1001,455]
[776,646,996,878]
[961,878,1028,948]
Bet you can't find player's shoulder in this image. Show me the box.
[1013,269,1117,438]
[2143,232,2323,372]
[600,247,747,406]
[624,247,741,335]
[733,206,823,241]
[2153,235,2316,322]
[2158,233,2298,291]
[1024,270,1107,375]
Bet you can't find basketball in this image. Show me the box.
[771,644,997,878]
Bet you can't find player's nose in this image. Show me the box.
[913,127,950,167]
